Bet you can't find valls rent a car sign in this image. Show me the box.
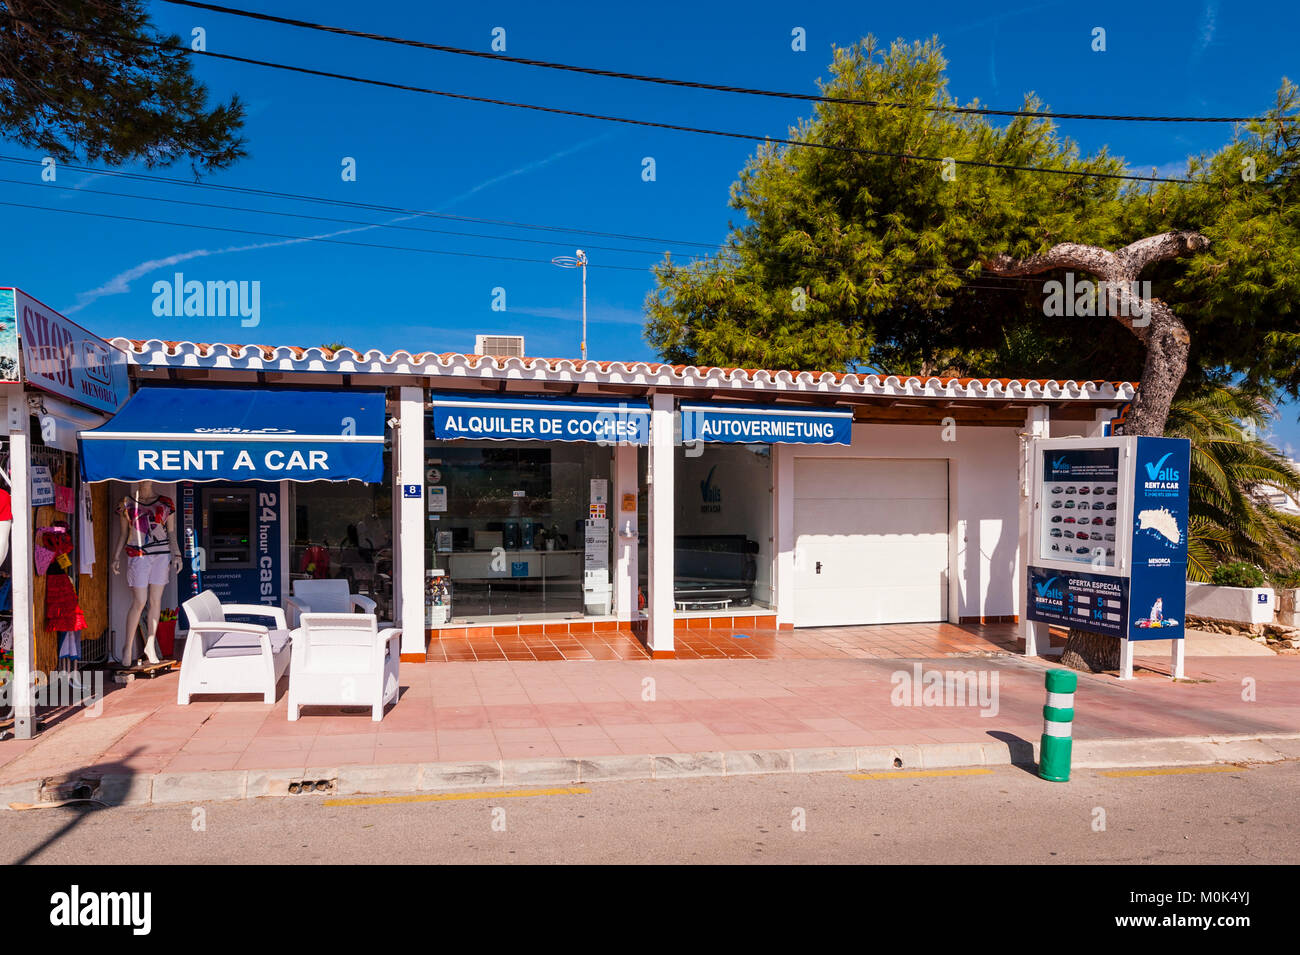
[1027,435,1190,642]
[1128,437,1191,639]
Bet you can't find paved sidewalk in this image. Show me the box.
[1,652,1296,792]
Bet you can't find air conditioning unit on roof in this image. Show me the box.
[474,334,525,357]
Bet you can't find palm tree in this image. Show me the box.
[1164,384,1300,581]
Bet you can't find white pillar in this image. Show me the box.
[1171,637,1185,681]
[1092,407,1114,437]
[7,390,35,739]
[773,443,795,627]
[396,386,426,659]
[1118,638,1135,680]
[1020,404,1051,657]
[646,392,674,656]
[613,442,639,620]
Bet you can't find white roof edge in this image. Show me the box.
[110,339,1137,402]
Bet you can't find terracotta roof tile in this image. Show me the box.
[112,340,1136,393]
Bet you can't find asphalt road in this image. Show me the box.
[3,762,1296,865]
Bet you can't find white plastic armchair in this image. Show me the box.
[283,578,377,629]
[178,590,293,705]
[287,613,401,722]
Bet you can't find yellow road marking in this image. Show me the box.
[849,768,994,780]
[324,786,590,807]
[1099,765,1246,778]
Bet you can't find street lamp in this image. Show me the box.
[551,249,588,361]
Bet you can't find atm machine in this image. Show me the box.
[176,482,283,610]
[204,488,254,569]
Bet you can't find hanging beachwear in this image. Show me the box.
[39,525,85,635]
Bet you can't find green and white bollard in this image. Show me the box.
[1039,669,1077,782]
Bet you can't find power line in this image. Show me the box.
[0,160,1077,288]
[1,13,1202,185]
[0,158,1153,288]
[0,176,682,258]
[0,155,721,249]
[0,199,657,271]
[0,181,1054,289]
[160,0,1290,126]
[148,46,1205,185]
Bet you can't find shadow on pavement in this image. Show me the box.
[986,730,1040,777]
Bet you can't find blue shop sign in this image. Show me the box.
[1028,435,1191,642]
[80,386,387,483]
[680,402,853,445]
[430,393,650,445]
[1027,566,1129,637]
[1128,436,1191,640]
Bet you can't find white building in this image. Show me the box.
[81,339,1131,661]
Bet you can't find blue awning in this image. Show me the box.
[80,387,386,483]
[430,393,650,444]
[680,402,853,445]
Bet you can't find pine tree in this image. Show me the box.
[0,0,245,172]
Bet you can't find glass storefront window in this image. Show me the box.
[638,442,774,613]
[425,440,611,624]
[288,449,394,619]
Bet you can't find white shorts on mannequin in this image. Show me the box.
[126,552,172,588]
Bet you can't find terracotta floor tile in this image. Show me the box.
[163,753,244,772]
[498,740,564,759]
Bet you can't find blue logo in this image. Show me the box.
[1051,456,1067,472]
[1035,576,1063,600]
[700,465,721,505]
[1144,452,1180,482]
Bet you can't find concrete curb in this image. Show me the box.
[3,733,1296,810]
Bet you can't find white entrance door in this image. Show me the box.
[793,458,949,627]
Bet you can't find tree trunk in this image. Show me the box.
[1060,628,1120,672]
[1116,301,1192,438]
[983,232,1208,674]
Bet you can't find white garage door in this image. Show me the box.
[793,458,949,627]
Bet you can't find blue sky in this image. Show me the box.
[2,1,1297,452]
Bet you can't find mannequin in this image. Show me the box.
[112,481,181,665]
